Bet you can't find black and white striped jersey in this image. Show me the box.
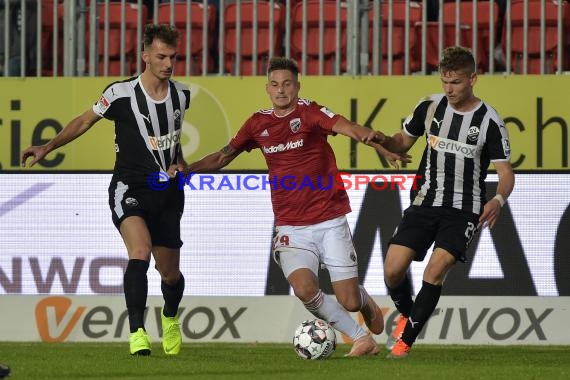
[92,76,190,186]
[404,94,511,215]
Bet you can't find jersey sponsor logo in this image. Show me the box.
[428,135,479,158]
[319,106,336,118]
[148,129,181,151]
[94,95,110,114]
[467,126,480,142]
[262,139,304,154]
[289,118,301,133]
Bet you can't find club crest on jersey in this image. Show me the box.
[290,118,301,133]
[173,109,182,129]
[467,126,480,142]
[125,197,139,207]
[502,138,511,156]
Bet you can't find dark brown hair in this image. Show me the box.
[439,46,476,75]
[267,57,300,78]
[143,24,179,49]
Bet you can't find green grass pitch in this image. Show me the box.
[0,342,568,380]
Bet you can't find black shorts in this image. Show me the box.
[108,179,185,249]
[389,206,479,262]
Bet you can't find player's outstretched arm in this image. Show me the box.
[21,109,101,167]
[184,144,241,174]
[332,116,412,168]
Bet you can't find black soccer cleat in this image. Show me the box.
[0,363,11,379]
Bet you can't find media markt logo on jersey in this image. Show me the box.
[35,296,86,342]
[262,139,304,154]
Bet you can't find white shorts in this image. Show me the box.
[272,215,358,282]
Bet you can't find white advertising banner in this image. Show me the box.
[1,173,569,297]
[0,295,569,344]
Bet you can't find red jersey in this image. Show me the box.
[230,98,351,226]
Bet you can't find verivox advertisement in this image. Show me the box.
[1,295,568,344]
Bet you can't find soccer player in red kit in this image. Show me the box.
[184,57,409,356]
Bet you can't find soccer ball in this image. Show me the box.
[293,318,336,360]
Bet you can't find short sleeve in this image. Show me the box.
[229,116,258,153]
[485,119,511,161]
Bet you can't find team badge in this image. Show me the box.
[467,126,480,142]
[173,109,181,129]
[125,197,139,207]
[502,138,511,156]
[290,118,301,133]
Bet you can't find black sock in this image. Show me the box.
[401,280,442,347]
[386,274,413,317]
[124,259,149,333]
[161,274,185,318]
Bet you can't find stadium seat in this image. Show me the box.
[418,21,472,71]
[507,0,570,73]
[442,1,500,73]
[367,0,422,75]
[417,1,499,73]
[95,2,148,76]
[41,0,61,76]
[224,1,284,75]
[158,2,217,75]
[290,0,348,75]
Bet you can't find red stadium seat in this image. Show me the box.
[442,1,500,73]
[41,0,61,76]
[419,21,472,71]
[368,1,422,74]
[290,0,348,75]
[95,2,148,76]
[224,1,284,75]
[507,0,570,73]
[417,1,499,73]
[158,2,217,75]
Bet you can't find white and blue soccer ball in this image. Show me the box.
[293,318,336,360]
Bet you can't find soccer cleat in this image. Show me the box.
[129,328,151,356]
[386,314,407,350]
[360,296,384,335]
[386,339,411,359]
[344,334,380,357]
[161,308,182,355]
[0,363,11,379]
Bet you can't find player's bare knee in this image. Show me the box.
[128,247,152,261]
[160,269,181,285]
[384,268,405,288]
[293,285,320,303]
[338,297,361,312]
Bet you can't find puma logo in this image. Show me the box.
[409,317,419,329]
[432,118,443,129]
[141,114,151,124]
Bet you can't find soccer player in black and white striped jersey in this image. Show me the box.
[380,46,515,358]
[21,24,189,356]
